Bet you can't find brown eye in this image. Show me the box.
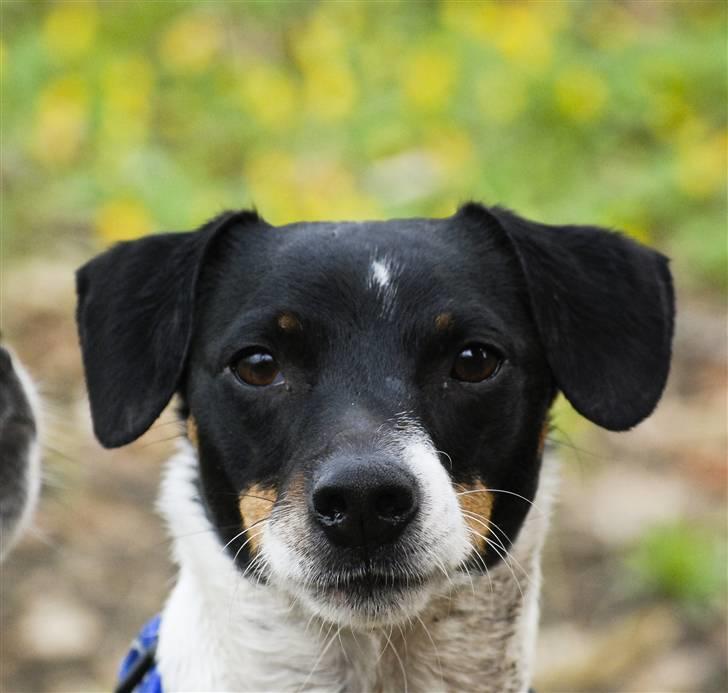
[451,345,501,383]
[232,349,283,387]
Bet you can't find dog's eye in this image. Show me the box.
[451,345,501,383]
[231,349,283,387]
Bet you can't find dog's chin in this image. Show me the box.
[282,570,443,628]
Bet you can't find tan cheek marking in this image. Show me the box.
[456,481,494,553]
[238,486,278,554]
[434,312,453,332]
[278,312,302,332]
[186,417,199,448]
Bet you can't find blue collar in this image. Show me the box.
[115,615,162,693]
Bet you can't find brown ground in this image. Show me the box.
[1,254,726,692]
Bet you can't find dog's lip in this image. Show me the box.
[315,568,434,594]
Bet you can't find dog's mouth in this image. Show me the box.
[316,567,432,596]
[300,563,441,620]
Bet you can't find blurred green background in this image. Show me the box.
[1,1,726,691]
[3,0,726,288]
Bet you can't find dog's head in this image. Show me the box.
[76,204,674,626]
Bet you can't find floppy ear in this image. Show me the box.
[76,210,261,448]
[460,203,675,431]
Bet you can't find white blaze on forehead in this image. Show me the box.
[367,256,399,316]
[369,259,391,290]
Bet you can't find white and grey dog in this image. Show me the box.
[0,345,41,561]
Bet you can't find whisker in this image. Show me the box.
[461,511,533,585]
[465,527,525,600]
[415,613,444,691]
[383,625,408,693]
[456,487,545,517]
[138,434,185,449]
[231,525,267,565]
[298,622,338,693]
[433,449,453,471]
[238,494,276,504]
[222,517,268,553]
[461,547,494,597]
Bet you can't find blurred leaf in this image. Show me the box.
[158,11,223,74]
[627,522,727,611]
[1,0,725,295]
[95,199,155,244]
[554,66,609,123]
[42,1,98,61]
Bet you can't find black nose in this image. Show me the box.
[311,456,419,548]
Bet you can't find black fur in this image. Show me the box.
[76,204,675,574]
[459,203,675,430]
[76,211,262,448]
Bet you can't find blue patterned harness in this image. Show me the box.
[115,615,162,693]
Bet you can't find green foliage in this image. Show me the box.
[627,521,727,612]
[3,1,726,289]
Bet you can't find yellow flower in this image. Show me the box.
[299,160,379,221]
[100,56,154,145]
[442,0,570,42]
[32,75,89,166]
[676,132,727,200]
[291,12,345,72]
[440,0,502,40]
[95,199,154,244]
[43,1,97,61]
[159,13,222,74]
[244,150,301,223]
[646,91,692,142]
[303,62,357,122]
[243,152,378,223]
[290,10,357,122]
[493,5,553,73]
[476,70,528,123]
[554,67,609,123]
[529,0,572,34]
[242,64,298,131]
[604,213,652,245]
[402,48,457,112]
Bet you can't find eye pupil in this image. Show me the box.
[232,350,281,387]
[451,345,500,383]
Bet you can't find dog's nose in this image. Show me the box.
[311,457,418,548]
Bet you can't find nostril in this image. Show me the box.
[313,488,348,525]
[374,485,416,523]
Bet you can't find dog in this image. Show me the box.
[0,344,41,561]
[76,203,674,692]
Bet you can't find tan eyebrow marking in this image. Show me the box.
[277,312,302,332]
[435,312,454,332]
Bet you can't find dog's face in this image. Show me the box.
[76,204,674,626]
[185,217,552,624]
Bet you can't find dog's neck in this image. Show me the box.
[156,444,556,692]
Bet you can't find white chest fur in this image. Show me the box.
[156,446,556,692]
